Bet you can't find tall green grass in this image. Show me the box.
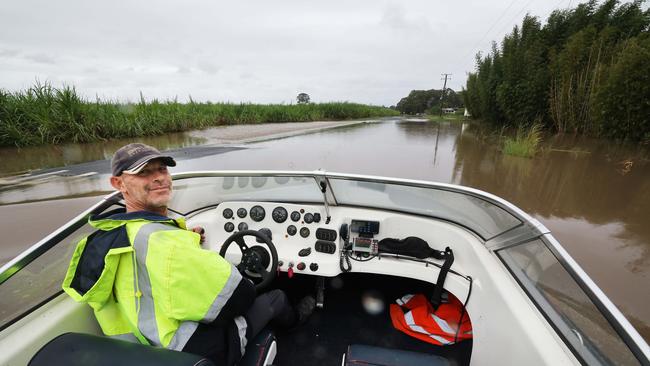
[0,83,399,147]
[503,124,543,158]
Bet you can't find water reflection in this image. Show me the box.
[452,124,650,339]
[0,132,206,175]
[0,118,648,341]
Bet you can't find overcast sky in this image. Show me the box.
[0,0,633,106]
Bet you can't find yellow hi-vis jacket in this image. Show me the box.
[62,209,244,351]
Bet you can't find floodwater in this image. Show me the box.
[1,117,648,342]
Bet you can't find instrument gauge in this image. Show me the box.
[223,208,233,219]
[237,208,247,218]
[272,207,288,223]
[304,213,314,224]
[300,227,310,238]
[287,225,297,236]
[238,222,248,231]
[290,211,301,222]
[224,222,235,232]
[250,205,266,222]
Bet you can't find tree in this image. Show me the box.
[395,89,463,114]
[463,0,649,141]
[297,93,310,104]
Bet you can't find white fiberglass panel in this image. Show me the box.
[328,179,521,240]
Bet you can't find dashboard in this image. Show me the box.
[188,200,479,285]
[202,201,340,275]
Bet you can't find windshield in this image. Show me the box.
[499,239,641,365]
[169,174,324,214]
[169,172,523,241]
[328,177,521,240]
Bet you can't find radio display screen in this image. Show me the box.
[350,220,380,235]
[354,238,372,248]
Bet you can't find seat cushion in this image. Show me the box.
[240,328,277,366]
[344,344,451,366]
[29,332,214,366]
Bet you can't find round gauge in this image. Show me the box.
[287,225,297,236]
[250,205,266,222]
[272,207,288,223]
[304,213,314,224]
[237,208,247,218]
[290,211,301,222]
[300,227,310,238]
[238,222,248,231]
[223,208,233,219]
[224,222,235,232]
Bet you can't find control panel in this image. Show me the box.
[205,202,338,276]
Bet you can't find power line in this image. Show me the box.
[459,0,519,63]
[460,0,538,73]
[491,0,539,44]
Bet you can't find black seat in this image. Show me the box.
[29,330,277,366]
[343,344,451,366]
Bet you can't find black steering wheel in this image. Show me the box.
[219,230,278,290]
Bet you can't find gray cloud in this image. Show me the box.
[24,53,57,64]
[0,0,601,105]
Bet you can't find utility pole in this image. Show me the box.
[439,73,451,117]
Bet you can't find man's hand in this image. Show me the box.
[191,226,206,244]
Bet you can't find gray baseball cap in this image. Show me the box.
[111,143,176,176]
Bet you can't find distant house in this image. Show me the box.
[442,108,456,114]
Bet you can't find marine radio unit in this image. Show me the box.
[350,220,380,255]
[352,237,378,255]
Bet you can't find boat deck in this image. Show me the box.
[273,273,472,365]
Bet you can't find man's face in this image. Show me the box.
[111,159,173,212]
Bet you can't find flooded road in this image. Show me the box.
[1,117,648,341]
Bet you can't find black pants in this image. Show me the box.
[183,289,295,364]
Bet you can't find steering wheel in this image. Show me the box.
[219,230,278,290]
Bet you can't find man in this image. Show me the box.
[62,143,313,365]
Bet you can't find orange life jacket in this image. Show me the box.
[390,293,472,346]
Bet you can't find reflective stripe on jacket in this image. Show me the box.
[390,293,472,346]
[62,209,243,351]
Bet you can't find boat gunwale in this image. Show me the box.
[0,170,647,363]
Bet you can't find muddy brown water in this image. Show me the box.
[1,117,648,342]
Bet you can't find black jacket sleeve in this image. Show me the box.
[208,277,255,327]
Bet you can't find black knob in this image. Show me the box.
[298,247,312,257]
[297,262,306,271]
[313,213,321,223]
[309,263,319,272]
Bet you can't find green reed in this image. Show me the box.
[503,123,543,158]
[0,83,399,147]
